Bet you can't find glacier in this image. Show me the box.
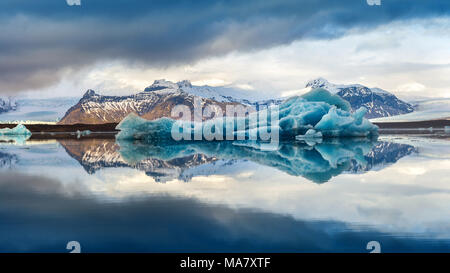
[116,88,378,142]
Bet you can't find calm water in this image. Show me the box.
[0,135,449,253]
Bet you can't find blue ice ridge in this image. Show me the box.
[115,88,378,141]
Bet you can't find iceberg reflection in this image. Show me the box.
[54,137,418,183]
[116,139,374,183]
[96,138,412,183]
[0,134,31,145]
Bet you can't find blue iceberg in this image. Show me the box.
[301,88,351,111]
[116,115,176,141]
[116,88,378,141]
[0,124,32,136]
[0,124,32,144]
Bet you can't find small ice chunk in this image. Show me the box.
[0,124,32,136]
[76,130,92,138]
[296,129,323,139]
[445,126,450,133]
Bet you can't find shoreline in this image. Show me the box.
[0,119,449,138]
[0,123,119,133]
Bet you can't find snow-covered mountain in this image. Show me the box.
[32,77,416,124]
[371,97,450,122]
[305,78,414,118]
[0,97,17,114]
[59,80,280,124]
[0,97,78,123]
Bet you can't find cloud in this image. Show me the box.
[0,0,449,93]
[397,82,427,94]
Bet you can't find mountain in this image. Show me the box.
[0,97,17,114]
[59,80,278,125]
[55,77,415,124]
[305,78,414,118]
[0,97,78,122]
[371,97,450,122]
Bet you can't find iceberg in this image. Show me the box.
[76,130,92,138]
[0,124,32,136]
[0,124,31,144]
[116,115,176,141]
[116,88,378,141]
[301,88,351,111]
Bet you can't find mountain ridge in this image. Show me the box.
[305,78,414,118]
[58,77,415,124]
[58,80,280,125]
[0,97,17,114]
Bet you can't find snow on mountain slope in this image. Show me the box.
[306,78,414,118]
[59,80,281,124]
[371,98,450,122]
[0,97,79,122]
[147,79,281,106]
[305,77,347,94]
[0,97,17,114]
[306,78,389,95]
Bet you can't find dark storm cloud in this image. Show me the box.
[0,0,449,93]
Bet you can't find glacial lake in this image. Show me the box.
[0,135,449,253]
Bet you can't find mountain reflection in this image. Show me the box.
[56,138,417,183]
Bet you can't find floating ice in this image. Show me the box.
[301,88,351,111]
[0,124,31,144]
[295,129,323,146]
[0,124,32,136]
[445,126,450,133]
[76,130,92,138]
[314,107,377,137]
[295,129,323,139]
[116,114,176,141]
[116,88,378,141]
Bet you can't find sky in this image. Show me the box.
[1,0,449,100]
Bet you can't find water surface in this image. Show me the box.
[0,135,449,252]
